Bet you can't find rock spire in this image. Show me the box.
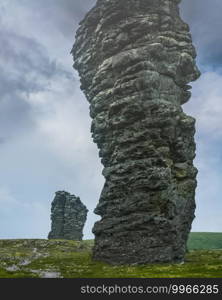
[48,191,88,240]
[72,0,200,264]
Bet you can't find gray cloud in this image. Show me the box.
[0,0,103,239]
[0,23,72,141]
[180,0,222,70]
[22,0,96,35]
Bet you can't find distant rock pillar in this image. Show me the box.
[48,191,88,240]
[72,0,200,264]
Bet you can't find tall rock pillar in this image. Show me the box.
[72,0,200,264]
[48,191,88,240]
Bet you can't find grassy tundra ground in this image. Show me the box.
[0,233,221,278]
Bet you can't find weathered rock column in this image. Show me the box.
[72,0,200,264]
[48,191,88,240]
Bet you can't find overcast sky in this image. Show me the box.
[0,0,221,239]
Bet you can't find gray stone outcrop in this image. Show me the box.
[48,191,88,240]
[72,0,200,264]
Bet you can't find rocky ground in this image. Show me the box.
[0,236,221,278]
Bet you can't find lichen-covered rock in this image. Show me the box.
[72,0,200,264]
[48,191,88,240]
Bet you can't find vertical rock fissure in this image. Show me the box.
[72,0,200,264]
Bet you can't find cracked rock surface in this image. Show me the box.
[72,0,200,264]
[48,191,88,240]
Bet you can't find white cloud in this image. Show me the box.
[0,186,50,238]
[0,186,18,208]
[183,71,222,232]
[184,72,222,139]
[191,141,222,232]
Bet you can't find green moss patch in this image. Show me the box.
[0,237,221,278]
